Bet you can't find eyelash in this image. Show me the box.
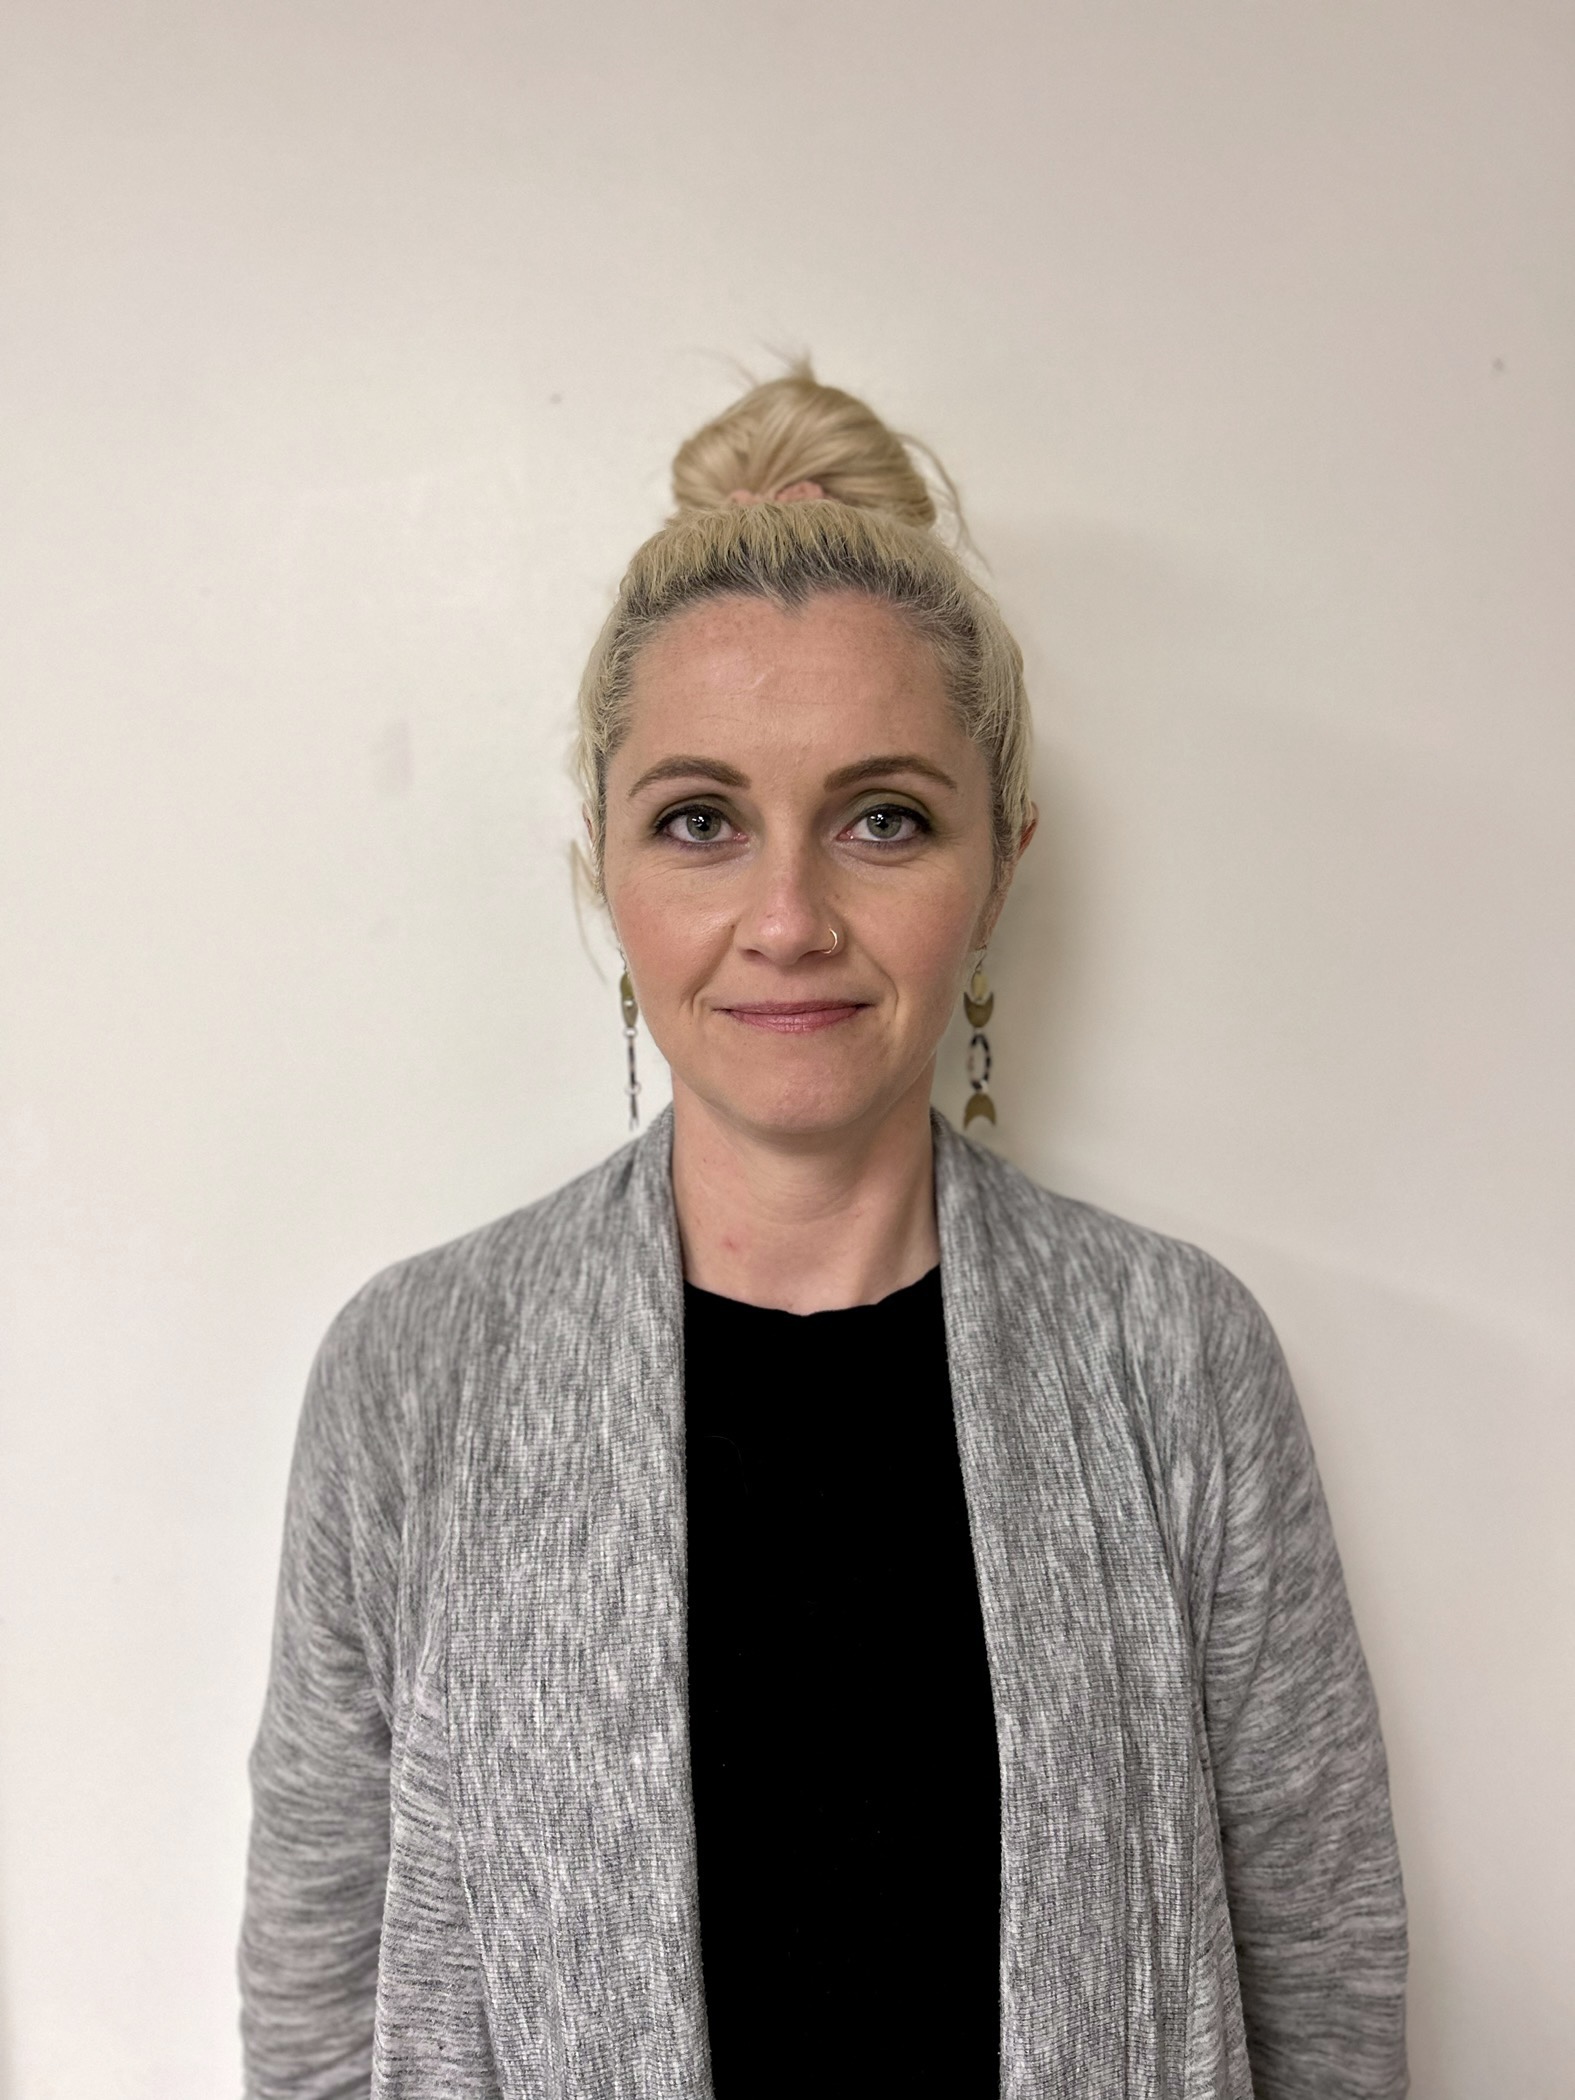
[654,801,932,847]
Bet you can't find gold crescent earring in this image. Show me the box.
[962,955,996,1129]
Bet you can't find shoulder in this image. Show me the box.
[346,1136,641,1339]
[303,1131,653,1467]
[936,1116,1272,1377]
[938,1123,1309,1596]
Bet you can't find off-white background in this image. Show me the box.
[2,2,1571,2093]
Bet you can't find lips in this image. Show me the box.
[717,1001,868,1034]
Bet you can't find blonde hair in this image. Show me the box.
[575,366,1032,884]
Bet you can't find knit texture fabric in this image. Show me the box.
[240,1110,1408,2098]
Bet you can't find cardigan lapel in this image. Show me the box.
[934,1117,1195,2100]
[446,1112,712,2099]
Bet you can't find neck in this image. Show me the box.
[669,1072,940,1313]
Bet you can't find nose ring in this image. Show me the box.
[821,926,841,956]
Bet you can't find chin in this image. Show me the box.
[734,1094,882,1140]
[692,1054,908,1142]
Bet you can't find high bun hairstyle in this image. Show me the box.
[670,368,941,526]
[575,363,1033,884]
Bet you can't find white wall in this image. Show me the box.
[2,2,1570,2091]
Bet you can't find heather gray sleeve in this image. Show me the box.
[1201,1272,1408,2098]
[239,1312,393,2099]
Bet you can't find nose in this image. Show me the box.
[734,838,839,967]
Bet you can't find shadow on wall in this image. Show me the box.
[1239,1248,1575,2099]
[932,520,1232,1158]
[935,749,1090,1146]
[930,526,1118,1149]
[951,516,1572,1226]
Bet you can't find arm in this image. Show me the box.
[1200,1272,1408,2098]
[239,1313,395,2099]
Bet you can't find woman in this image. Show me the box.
[240,371,1407,2099]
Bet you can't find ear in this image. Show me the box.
[973,803,1039,948]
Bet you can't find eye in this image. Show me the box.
[846,804,928,845]
[658,803,741,845]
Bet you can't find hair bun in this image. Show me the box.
[671,363,943,528]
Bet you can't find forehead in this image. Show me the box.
[619,591,971,769]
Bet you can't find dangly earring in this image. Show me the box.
[963,954,996,1129]
[619,965,641,1131]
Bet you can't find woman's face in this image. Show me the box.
[601,590,1022,1144]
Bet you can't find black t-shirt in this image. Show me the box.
[683,1265,1001,2097]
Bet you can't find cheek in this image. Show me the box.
[605,869,724,999]
[875,870,991,1016]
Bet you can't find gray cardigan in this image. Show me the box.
[240,1110,1407,2099]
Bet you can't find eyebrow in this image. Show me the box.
[626,756,748,798]
[625,752,959,798]
[822,753,959,794]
